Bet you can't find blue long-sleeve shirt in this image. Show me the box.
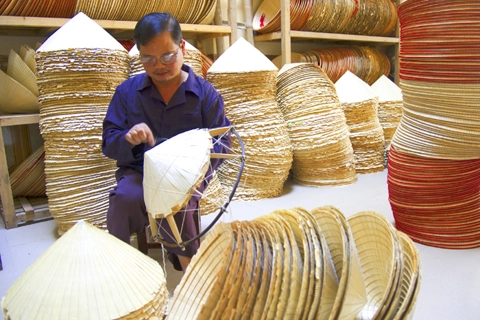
[102,64,231,179]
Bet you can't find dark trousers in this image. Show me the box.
[106,168,200,264]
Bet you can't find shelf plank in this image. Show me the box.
[255,30,399,45]
[0,114,40,127]
[0,16,231,39]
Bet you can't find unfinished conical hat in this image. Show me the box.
[0,70,38,114]
[335,70,379,103]
[7,49,38,96]
[143,128,212,219]
[1,220,168,320]
[208,37,278,73]
[37,12,126,52]
[371,75,403,102]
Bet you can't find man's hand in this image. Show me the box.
[125,123,155,147]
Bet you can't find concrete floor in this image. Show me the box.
[1,170,480,319]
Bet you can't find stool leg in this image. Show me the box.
[137,228,148,255]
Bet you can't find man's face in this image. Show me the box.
[139,32,185,86]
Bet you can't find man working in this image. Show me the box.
[102,12,231,272]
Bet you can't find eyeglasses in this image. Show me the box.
[139,47,180,65]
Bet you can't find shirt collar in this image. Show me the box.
[136,64,201,97]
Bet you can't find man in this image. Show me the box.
[102,12,230,272]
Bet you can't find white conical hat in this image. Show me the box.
[37,12,126,52]
[1,220,168,320]
[143,128,213,218]
[185,40,200,52]
[371,75,403,102]
[208,37,278,73]
[335,70,379,103]
[129,45,139,56]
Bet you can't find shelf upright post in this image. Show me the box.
[229,0,238,45]
[281,0,291,67]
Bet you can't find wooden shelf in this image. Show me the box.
[0,16,231,40]
[254,30,399,45]
[0,113,47,229]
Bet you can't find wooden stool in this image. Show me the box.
[137,227,162,255]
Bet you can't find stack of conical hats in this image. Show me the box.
[336,71,385,173]
[253,0,397,36]
[9,145,46,197]
[371,75,403,164]
[73,0,217,24]
[199,171,225,216]
[35,12,130,234]
[206,37,293,200]
[0,0,76,17]
[167,206,422,319]
[0,45,39,114]
[128,45,144,78]
[276,63,356,186]
[1,220,169,319]
[272,46,391,85]
[128,41,204,78]
[183,41,203,78]
[388,0,480,249]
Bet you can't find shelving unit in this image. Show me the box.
[0,14,233,229]
[253,0,401,83]
[0,114,50,229]
[0,15,231,39]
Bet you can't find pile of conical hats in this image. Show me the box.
[9,145,46,197]
[253,0,397,36]
[167,207,421,319]
[276,63,356,186]
[1,220,169,319]
[35,12,130,234]
[388,0,480,249]
[0,45,39,114]
[272,46,391,85]
[73,0,217,24]
[128,41,204,78]
[335,71,385,173]
[0,0,76,17]
[371,75,403,164]
[388,147,480,249]
[206,37,293,200]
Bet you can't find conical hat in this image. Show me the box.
[335,70,379,103]
[208,37,278,73]
[7,49,38,96]
[1,220,168,320]
[129,45,139,56]
[0,70,38,114]
[37,12,126,52]
[185,40,199,52]
[19,45,36,73]
[371,75,402,102]
[143,128,213,218]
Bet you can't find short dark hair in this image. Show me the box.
[133,12,182,49]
